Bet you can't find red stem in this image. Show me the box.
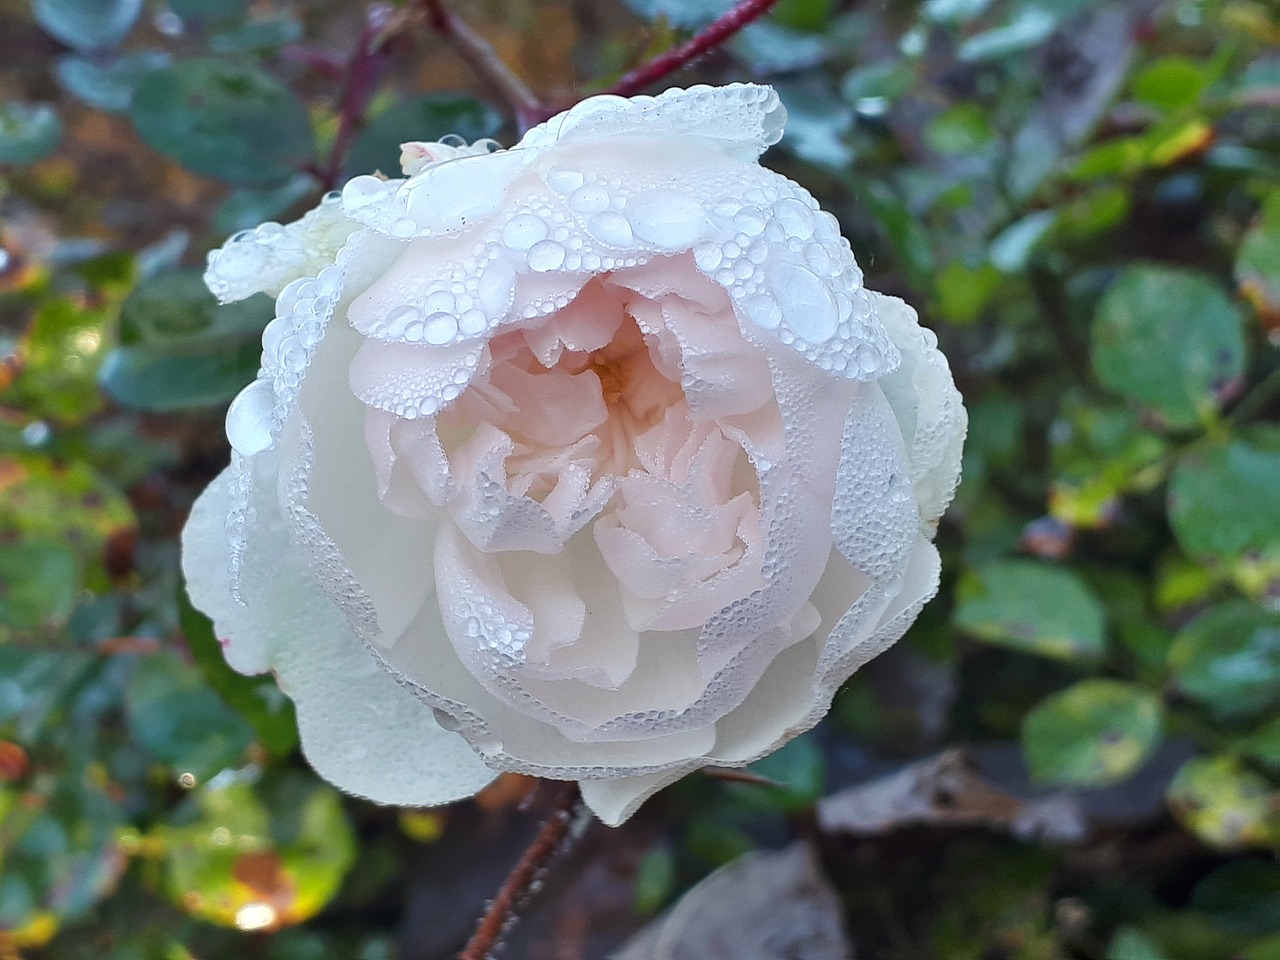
[604,0,782,98]
[419,0,543,132]
[321,3,397,188]
[458,782,582,960]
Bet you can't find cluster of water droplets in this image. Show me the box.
[204,191,356,304]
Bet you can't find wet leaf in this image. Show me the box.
[1092,266,1247,428]
[130,58,315,186]
[1021,680,1163,787]
[1167,602,1280,720]
[955,560,1107,660]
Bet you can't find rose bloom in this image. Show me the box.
[183,84,965,825]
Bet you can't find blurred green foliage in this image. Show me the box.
[0,0,1278,956]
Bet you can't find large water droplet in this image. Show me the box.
[587,211,633,247]
[769,261,838,343]
[527,239,566,272]
[628,189,708,250]
[225,379,276,457]
[568,184,609,214]
[501,213,548,251]
[424,312,459,345]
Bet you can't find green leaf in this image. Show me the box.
[1133,57,1211,112]
[1109,927,1170,960]
[0,775,126,934]
[623,0,734,28]
[0,102,62,165]
[1167,755,1280,850]
[169,0,251,24]
[153,775,356,929]
[214,174,317,236]
[957,7,1057,62]
[989,211,1057,273]
[1169,438,1280,560]
[208,15,304,54]
[924,103,995,155]
[955,560,1108,660]
[1167,602,1280,720]
[727,734,826,812]
[934,261,1000,325]
[0,542,78,631]
[1022,679,1163,786]
[125,651,254,781]
[345,94,501,178]
[1091,266,1247,429]
[1192,860,1280,935]
[179,589,298,757]
[55,52,170,113]
[632,845,677,915]
[1241,716,1280,770]
[99,270,272,411]
[33,0,142,50]
[130,58,315,186]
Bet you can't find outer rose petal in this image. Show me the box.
[181,466,496,805]
[204,193,359,304]
[873,292,967,525]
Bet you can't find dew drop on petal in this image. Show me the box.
[627,189,708,249]
[770,261,838,342]
[225,379,276,456]
[502,214,548,250]
[424,312,460,345]
[527,239,567,272]
[587,211,634,247]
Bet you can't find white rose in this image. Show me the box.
[182,84,966,825]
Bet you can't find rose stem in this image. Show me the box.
[603,0,782,99]
[320,2,399,188]
[418,0,544,133]
[458,781,583,960]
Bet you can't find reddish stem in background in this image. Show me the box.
[458,782,583,960]
[604,0,782,98]
[419,0,543,131]
[320,3,398,189]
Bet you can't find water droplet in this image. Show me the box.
[501,213,548,250]
[343,175,387,208]
[383,304,422,338]
[742,294,782,330]
[545,165,584,194]
[225,379,276,457]
[770,261,838,343]
[587,211,633,247]
[458,308,487,335]
[424,312,459,345]
[527,239,566,272]
[568,184,609,214]
[628,189,708,249]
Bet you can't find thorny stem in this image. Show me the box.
[604,0,782,98]
[418,0,543,132]
[458,782,583,960]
